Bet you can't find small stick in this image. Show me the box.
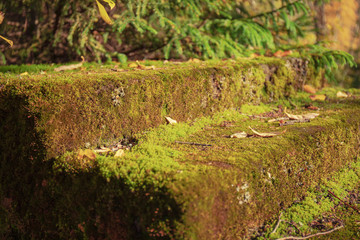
[276,225,344,240]
[270,212,282,235]
[328,190,360,213]
[174,141,212,147]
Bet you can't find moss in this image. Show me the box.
[1,59,355,239]
[2,98,355,239]
[264,159,360,239]
[0,58,312,158]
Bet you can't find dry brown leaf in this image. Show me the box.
[285,111,319,120]
[303,113,320,120]
[165,116,177,124]
[230,132,247,138]
[54,56,85,72]
[303,84,317,94]
[336,91,349,98]
[309,94,326,101]
[273,50,292,57]
[268,117,289,123]
[77,149,96,160]
[249,126,285,138]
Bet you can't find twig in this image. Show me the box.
[328,190,360,213]
[174,141,212,147]
[270,212,283,235]
[276,225,344,240]
[288,99,298,109]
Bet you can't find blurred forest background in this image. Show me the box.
[0,0,359,86]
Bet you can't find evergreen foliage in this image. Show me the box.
[0,0,356,79]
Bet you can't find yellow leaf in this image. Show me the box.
[128,62,138,68]
[78,149,96,160]
[0,12,4,25]
[96,0,113,25]
[20,72,29,76]
[309,94,326,101]
[102,0,115,9]
[0,35,13,47]
[187,58,201,63]
[336,91,349,98]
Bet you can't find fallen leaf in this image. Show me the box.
[336,91,348,98]
[285,111,319,120]
[187,58,201,63]
[303,113,320,119]
[305,105,319,110]
[165,116,177,124]
[309,94,326,101]
[230,132,247,138]
[54,56,85,72]
[268,117,289,123]
[114,149,125,158]
[249,53,261,58]
[303,85,317,94]
[77,149,96,160]
[130,60,155,70]
[20,72,29,76]
[248,126,285,138]
[273,50,292,57]
[94,147,112,154]
[128,62,138,68]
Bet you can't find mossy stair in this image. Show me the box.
[0,59,359,239]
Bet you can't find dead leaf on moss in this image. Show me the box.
[268,117,289,123]
[336,91,349,98]
[273,50,292,57]
[249,126,286,138]
[230,132,247,138]
[187,58,201,63]
[94,147,112,154]
[309,94,326,101]
[165,116,177,124]
[20,72,29,76]
[305,105,319,110]
[128,62,138,68]
[303,84,317,94]
[77,149,96,160]
[128,61,155,70]
[114,149,125,158]
[55,56,85,72]
[285,111,319,120]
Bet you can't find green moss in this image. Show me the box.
[1,59,352,239]
[265,159,360,239]
[0,58,313,157]
[46,98,360,239]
